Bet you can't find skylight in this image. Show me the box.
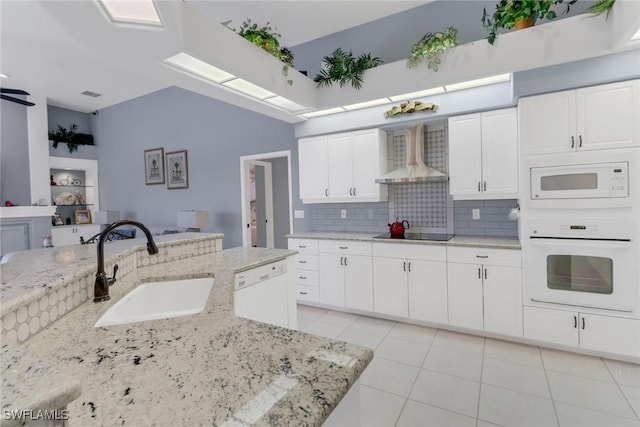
[98,0,163,26]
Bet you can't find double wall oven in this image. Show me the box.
[521,149,639,315]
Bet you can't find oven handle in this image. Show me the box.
[528,238,632,248]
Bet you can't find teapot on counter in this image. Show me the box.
[388,218,409,238]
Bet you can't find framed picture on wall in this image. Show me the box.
[166,150,189,190]
[144,147,165,185]
[74,209,92,224]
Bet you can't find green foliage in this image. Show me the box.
[314,48,383,90]
[235,19,294,67]
[49,124,79,153]
[585,0,616,18]
[407,27,459,71]
[481,0,577,44]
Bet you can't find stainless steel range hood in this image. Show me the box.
[375,124,448,184]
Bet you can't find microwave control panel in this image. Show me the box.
[609,163,628,197]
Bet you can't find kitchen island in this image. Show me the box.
[1,235,373,426]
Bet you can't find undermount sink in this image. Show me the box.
[94,278,214,328]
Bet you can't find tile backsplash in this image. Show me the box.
[308,124,519,238]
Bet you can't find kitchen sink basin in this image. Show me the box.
[94,277,214,327]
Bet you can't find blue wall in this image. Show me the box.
[92,86,307,248]
[1,100,31,205]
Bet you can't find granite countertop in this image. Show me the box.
[2,246,373,427]
[287,232,521,249]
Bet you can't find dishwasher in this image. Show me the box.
[233,259,290,329]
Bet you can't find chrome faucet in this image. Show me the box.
[94,220,159,303]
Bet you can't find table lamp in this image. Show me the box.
[177,210,209,232]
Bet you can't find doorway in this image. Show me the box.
[240,150,293,249]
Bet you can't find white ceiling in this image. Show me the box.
[0,0,431,116]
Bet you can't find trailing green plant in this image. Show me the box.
[585,0,616,18]
[407,27,459,71]
[235,19,295,85]
[481,0,577,45]
[314,48,383,90]
[49,124,79,153]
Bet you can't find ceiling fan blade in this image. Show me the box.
[0,88,30,95]
[0,94,35,106]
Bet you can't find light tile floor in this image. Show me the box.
[297,305,640,427]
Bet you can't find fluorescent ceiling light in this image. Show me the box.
[223,78,275,100]
[301,107,346,118]
[343,98,391,111]
[388,87,445,102]
[0,73,8,79]
[444,74,511,92]
[632,27,640,41]
[164,53,235,83]
[98,0,162,26]
[264,96,307,112]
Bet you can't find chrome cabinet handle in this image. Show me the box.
[340,256,344,266]
[300,291,308,295]
[574,316,578,328]
[344,257,347,266]
[403,262,407,272]
[571,136,575,148]
[353,187,357,196]
[483,181,487,191]
[299,260,307,264]
[325,188,328,197]
[476,255,488,259]
[582,317,586,330]
[299,276,307,280]
[299,245,306,248]
[408,262,411,272]
[579,135,583,148]
[349,188,353,196]
[478,267,481,279]
[484,268,487,280]
[339,246,348,249]
[477,181,481,192]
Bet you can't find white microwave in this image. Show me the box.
[530,162,629,201]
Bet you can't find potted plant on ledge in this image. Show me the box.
[481,0,577,44]
[49,124,94,153]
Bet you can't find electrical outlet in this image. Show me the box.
[341,209,347,219]
[472,208,480,220]
[294,210,304,219]
[368,209,374,219]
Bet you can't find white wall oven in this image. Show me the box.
[523,218,637,313]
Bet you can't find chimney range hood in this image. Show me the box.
[375,125,448,184]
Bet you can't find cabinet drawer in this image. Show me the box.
[447,246,521,267]
[372,242,446,261]
[288,238,319,255]
[296,285,319,302]
[295,270,319,286]
[319,240,372,255]
[296,254,318,271]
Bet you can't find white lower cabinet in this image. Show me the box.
[288,238,320,302]
[51,224,101,247]
[372,243,447,322]
[523,306,640,357]
[318,241,373,311]
[447,247,523,337]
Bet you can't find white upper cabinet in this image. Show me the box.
[298,136,329,200]
[298,128,387,203]
[519,79,639,155]
[449,108,518,200]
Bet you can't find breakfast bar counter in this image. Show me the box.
[1,237,373,426]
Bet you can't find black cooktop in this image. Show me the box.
[374,233,455,242]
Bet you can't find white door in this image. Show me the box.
[519,90,576,155]
[246,160,274,248]
[408,260,448,324]
[327,133,353,199]
[579,314,640,357]
[448,114,483,197]
[577,80,639,151]
[481,108,519,199]
[351,129,381,199]
[319,253,346,307]
[483,265,523,337]
[447,262,484,330]
[373,257,408,317]
[298,136,328,200]
[523,306,579,346]
[344,254,373,312]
